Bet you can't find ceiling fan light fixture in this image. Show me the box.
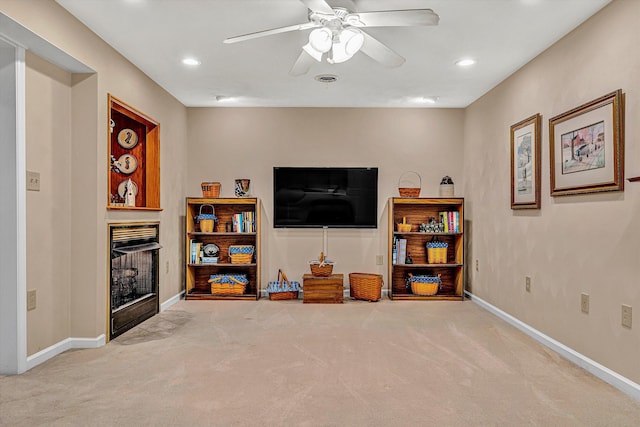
[343,28,364,56]
[308,27,333,53]
[329,28,364,64]
[345,14,362,26]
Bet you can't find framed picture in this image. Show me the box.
[549,90,624,196]
[511,114,541,209]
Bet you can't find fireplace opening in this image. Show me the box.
[109,222,161,339]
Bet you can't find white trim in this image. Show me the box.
[15,43,27,375]
[160,291,185,311]
[0,40,27,375]
[465,291,640,401]
[26,335,106,371]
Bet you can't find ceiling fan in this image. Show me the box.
[223,0,439,76]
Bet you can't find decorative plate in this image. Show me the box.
[117,154,138,174]
[117,128,138,149]
[117,179,138,198]
[202,243,220,257]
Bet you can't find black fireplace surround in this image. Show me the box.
[109,222,161,339]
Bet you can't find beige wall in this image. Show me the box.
[187,107,465,282]
[464,0,640,383]
[2,0,189,353]
[25,52,72,355]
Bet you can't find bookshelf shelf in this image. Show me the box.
[185,197,260,300]
[388,198,464,300]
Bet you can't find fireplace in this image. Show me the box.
[109,222,161,339]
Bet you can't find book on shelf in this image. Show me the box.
[392,236,397,264]
[438,211,460,233]
[190,241,202,264]
[232,211,256,233]
[190,239,196,264]
[397,238,407,264]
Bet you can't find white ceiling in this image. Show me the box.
[55,0,611,108]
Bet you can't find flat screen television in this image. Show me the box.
[273,167,378,228]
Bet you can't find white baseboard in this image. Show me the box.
[465,291,640,401]
[25,291,184,371]
[26,334,106,371]
[161,290,185,311]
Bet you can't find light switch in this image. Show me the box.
[26,171,40,191]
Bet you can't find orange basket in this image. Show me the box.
[309,251,334,276]
[201,182,221,198]
[398,171,421,198]
[349,273,383,302]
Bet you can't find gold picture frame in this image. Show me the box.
[549,90,624,196]
[511,113,541,209]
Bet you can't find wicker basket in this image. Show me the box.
[426,241,448,264]
[201,182,221,198]
[408,274,441,296]
[397,223,412,232]
[229,245,254,264]
[267,269,300,300]
[398,171,421,198]
[349,272,383,302]
[208,274,248,295]
[197,204,217,233]
[310,262,333,276]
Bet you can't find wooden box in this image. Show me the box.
[303,274,344,304]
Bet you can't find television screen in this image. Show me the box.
[273,167,378,228]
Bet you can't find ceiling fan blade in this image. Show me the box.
[299,0,335,15]
[289,50,317,76]
[224,22,316,44]
[359,31,405,68]
[350,9,439,27]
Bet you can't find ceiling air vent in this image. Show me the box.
[314,74,338,83]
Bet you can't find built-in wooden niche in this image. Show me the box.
[107,94,161,210]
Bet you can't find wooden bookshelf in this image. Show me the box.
[388,198,464,300]
[185,198,260,300]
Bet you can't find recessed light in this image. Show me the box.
[455,58,476,67]
[182,58,201,66]
[215,95,235,102]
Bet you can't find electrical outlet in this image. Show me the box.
[475,259,479,272]
[166,261,170,274]
[27,289,36,311]
[26,170,40,191]
[580,293,589,314]
[525,276,531,293]
[622,305,632,328]
[375,255,383,265]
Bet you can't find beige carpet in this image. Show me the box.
[1,299,639,426]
